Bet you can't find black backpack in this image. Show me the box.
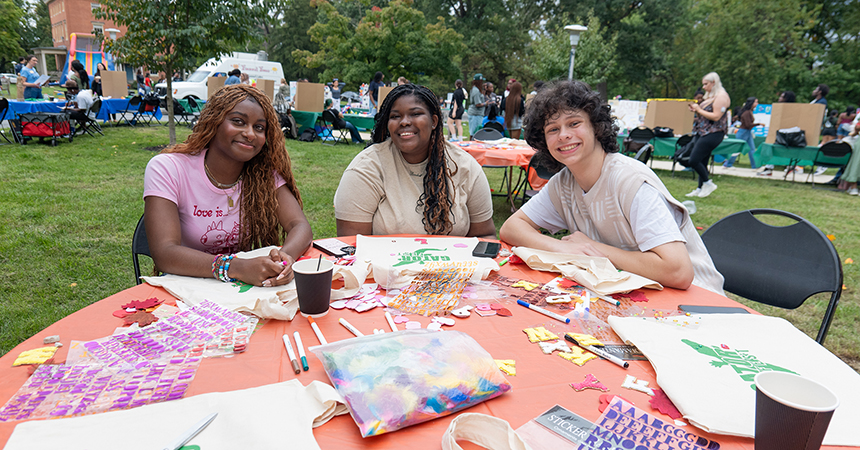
[673,135,698,167]
[279,112,298,140]
[653,127,674,138]
[298,128,317,142]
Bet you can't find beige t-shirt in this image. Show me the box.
[334,139,493,236]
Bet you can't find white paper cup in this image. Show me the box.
[293,258,334,318]
[754,371,839,450]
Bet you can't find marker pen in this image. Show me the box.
[307,316,328,345]
[293,331,309,371]
[282,334,301,374]
[384,311,398,332]
[339,318,364,337]
[516,299,571,324]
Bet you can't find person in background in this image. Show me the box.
[483,81,497,115]
[92,62,107,97]
[722,97,763,169]
[811,84,828,106]
[173,72,182,82]
[21,55,47,99]
[330,79,342,111]
[447,79,466,142]
[838,122,860,195]
[500,79,723,293]
[821,109,839,144]
[503,80,525,139]
[144,72,153,93]
[482,103,505,130]
[15,57,26,75]
[837,106,856,140]
[530,80,544,96]
[684,72,730,198]
[143,84,312,287]
[157,71,167,86]
[397,76,409,85]
[62,80,95,134]
[69,60,90,91]
[369,71,384,115]
[224,69,241,86]
[334,83,495,239]
[240,73,250,85]
[324,98,364,145]
[467,73,487,136]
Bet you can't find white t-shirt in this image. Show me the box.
[75,90,96,119]
[521,182,685,252]
[143,150,286,255]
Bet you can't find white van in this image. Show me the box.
[155,52,285,101]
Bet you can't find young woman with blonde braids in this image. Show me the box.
[144,84,312,287]
[334,83,496,238]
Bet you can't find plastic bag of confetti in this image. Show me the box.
[309,329,511,437]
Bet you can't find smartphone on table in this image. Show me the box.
[472,241,501,258]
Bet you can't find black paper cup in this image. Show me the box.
[293,258,334,318]
[754,371,839,450]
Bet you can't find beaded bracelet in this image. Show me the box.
[217,254,237,283]
[212,254,224,279]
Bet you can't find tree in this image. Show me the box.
[95,0,262,144]
[0,0,25,72]
[293,0,464,92]
[267,0,325,81]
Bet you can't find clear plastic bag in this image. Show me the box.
[310,329,511,437]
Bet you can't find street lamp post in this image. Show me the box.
[564,25,588,81]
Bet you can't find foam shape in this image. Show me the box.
[434,317,455,326]
[427,322,442,331]
[571,373,609,392]
[523,326,559,343]
[621,374,655,396]
[330,300,348,310]
[451,307,472,318]
[496,308,512,317]
[12,347,58,366]
[538,340,570,354]
[354,302,377,313]
[489,303,503,310]
[565,332,603,347]
[476,309,497,317]
[650,389,682,419]
[546,295,573,304]
[558,348,597,366]
[404,321,422,329]
[495,359,516,376]
[475,303,492,311]
[393,315,410,324]
[511,280,539,291]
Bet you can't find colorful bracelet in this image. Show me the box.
[212,254,224,280]
[217,254,236,282]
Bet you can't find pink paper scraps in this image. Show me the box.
[650,388,682,419]
[571,373,609,392]
[495,359,516,376]
[611,290,648,302]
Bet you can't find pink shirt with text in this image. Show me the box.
[143,150,286,255]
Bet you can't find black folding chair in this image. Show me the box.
[0,98,13,144]
[806,140,852,187]
[79,98,104,136]
[671,133,695,177]
[472,128,504,141]
[120,96,144,126]
[520,154,561,205]
[701,209,842,344]
[320,110,349,145]
[483,121,505,134]
[623,126,654,157]
[132,215,152,285]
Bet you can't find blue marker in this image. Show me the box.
[516,299,571,324]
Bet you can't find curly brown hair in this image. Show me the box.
[371,83,457,235]
[523,80,619,172]
[163,84,302,251]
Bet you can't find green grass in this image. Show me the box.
[1,127,857,373]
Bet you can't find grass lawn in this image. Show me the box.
[1,124,857,372]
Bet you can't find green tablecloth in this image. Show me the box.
[617,136,748,157]
[177,98,205,113]
[756,143,829,167]
[343,114,375,131]
[291,110,322,133]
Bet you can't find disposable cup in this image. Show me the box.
[293,258,334,318]
[754,371,839,450]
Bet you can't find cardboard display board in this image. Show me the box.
[256,79,274,100]
[207,76,226,99]
[644,99,695,135]
[295,82,324,112]
[378,86,395,108]
[100,71,128,99]
[765,103,826,144]
[17,76,24,100]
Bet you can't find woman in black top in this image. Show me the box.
[447,79,466,141]
[324,99,364,144]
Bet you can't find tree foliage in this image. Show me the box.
[293,0,464,92]
[0,0,24,72]
[95,0,261,144]
[266,0,325,81]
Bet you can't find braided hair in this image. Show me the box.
[162,84,303,251]
[371,83,457,235]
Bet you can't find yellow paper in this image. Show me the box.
[13,347,58,366]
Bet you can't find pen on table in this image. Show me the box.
[282,334,301,374]
[293,331,309,371]
[384,311,398,332]
[339,318,364,337]
[564,333,629,369]
[498,257,509,266]
[516,299,570,324]
[307,316,328,345]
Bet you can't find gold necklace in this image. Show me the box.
[204,161,242,208]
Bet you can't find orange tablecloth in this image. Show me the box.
[0,238,848,449]
[455,140,548,191]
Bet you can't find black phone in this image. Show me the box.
[678,305,750,314]
[313,238,354,257]
[472,241,501,258]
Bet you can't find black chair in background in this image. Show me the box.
[482,121,505,135]
[320,110,349,145]
[0,98,12,144]
[79,99,104,136]
[634,143,653,166]
[120,96,143,126]
[671,133,695,177]
[701,209,842,345]
[471,128,509,197]
[519,154,560,205]
[132,215,152,285]
[623,126,654,154]
[472,128,504,141]
[806,140,852,187]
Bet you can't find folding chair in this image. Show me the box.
[320,109,349,145]
[120,96,144,126]
[169,99,197,127]
[623,126,654,157]
[79,98,104,136]
[519,153,561,205]
[701,209,842,344]
[0,98,13,144]
[132,215,152,285]
[806,140,852,187]
[483,121,505,135]
[472,128,504,141]
[671,133,695,177]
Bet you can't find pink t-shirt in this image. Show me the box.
[143,150,286,255]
